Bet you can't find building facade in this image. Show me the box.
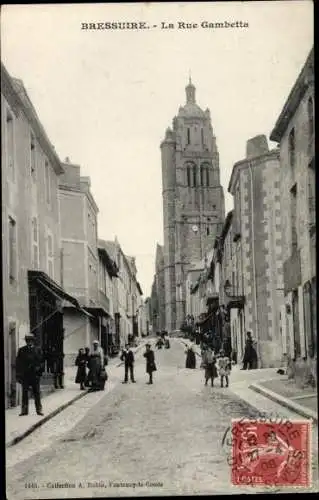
[2,64,83,406]
[58,161,100,364]
[161,79,225,332]
[228,135,284,368]
[154,243,165,331]
[270,47,316,386]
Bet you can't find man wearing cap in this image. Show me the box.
[120,344,136,383]
[16,334,45,416]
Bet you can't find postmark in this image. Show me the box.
[230,419,311,487]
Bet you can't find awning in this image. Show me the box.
[28,270,93,318]
[84,307,110,318]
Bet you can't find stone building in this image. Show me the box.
[98,239,119,355]
[228,135,284,368]
[104,239,141,347]
[160,78,225,332]
[58,160,101,365]
[154,243,165,331]
[270,47,316,386]
[2,64,83,406]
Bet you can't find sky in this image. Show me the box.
[1,2,313,297]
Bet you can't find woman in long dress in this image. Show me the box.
[185,345,196,369]
[75,348,87,390]
[88,340,106,391]
[143,343,157,384]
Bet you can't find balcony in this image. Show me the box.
[283,248,301,293]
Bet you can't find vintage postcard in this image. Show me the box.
[2,1,316,498]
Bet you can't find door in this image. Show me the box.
[292,289,301,358]
[9,323,17,407]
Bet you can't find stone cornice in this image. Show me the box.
[270,47,314,142]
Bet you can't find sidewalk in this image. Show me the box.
[5,338,150,447]
[229,365,318,424]
[250,376,318,423]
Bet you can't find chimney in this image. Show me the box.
[246,135,269,159]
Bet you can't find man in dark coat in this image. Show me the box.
[241,331,258,370]
[120,344,136,383]
[16,333,44,416]
[143,343,156,384]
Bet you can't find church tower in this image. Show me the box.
[160,79,225,332]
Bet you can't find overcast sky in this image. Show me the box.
[1,2,313,297]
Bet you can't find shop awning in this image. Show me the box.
[84,307,110,318]
[28,270,93,318]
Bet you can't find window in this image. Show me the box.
[201,128,204,145]
[47,231,54,278]
[308,97,314,138]
[45,160,51,204]
[200,166,205,186]
[32,217,39,269]
[308,159,315,229]
[187,166,191,187]
[187,128,191,145]
[206,167,210,187]
[9,216,17,283]
[206,226,210,236]
[288,128,295,169]
[290,183,297,249]
[30,133,36,178]
[6,110,15,181]
[192,165,197,187]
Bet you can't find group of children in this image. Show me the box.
[201,346,231,388]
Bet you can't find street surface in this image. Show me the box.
[6,340,317,497]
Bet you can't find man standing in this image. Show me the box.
[16,333,44,416]
[120,344,136,383]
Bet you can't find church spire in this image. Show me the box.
[185,75,196,104]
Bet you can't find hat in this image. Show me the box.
[146,343,151,347]
[93,340,99,344]
[25,333,35,339]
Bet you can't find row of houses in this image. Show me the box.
[1,63,150,408]
[153,47,315,387]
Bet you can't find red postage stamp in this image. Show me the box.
[231,419,311,487]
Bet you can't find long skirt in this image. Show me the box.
[205,363,218,380]
[186,351,196,369]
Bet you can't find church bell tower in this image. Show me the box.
[161,79,225,332]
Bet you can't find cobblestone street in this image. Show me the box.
[6,340,317,498]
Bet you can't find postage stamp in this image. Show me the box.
[230,419,311,487]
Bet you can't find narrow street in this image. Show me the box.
[6,339,276,498]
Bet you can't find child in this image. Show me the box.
[218,349,231,387]
[202,347,218,386]
[75,348,87,390]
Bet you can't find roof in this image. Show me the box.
[178,102,205,119]
[0,66,64,175]
[270,47,314,142]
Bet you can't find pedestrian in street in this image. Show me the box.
[75,348,87,390]
[143,343,156,384]
[120,344,136,383]
[155,337,164,349]
[185,344,196,369]
[88,340,107,391]
[16,333,45,416]
[84,347,91,387]
[241,331,258,370]
[202,346,218,387]
[217,349,231,388]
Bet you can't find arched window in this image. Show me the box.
[200,165,205,186]
[206,167,210,187]
[308,97,314,138]
[187,128,191,145]
[288,128,295,169]
[187,165,191,187]
[192,165,197,187]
